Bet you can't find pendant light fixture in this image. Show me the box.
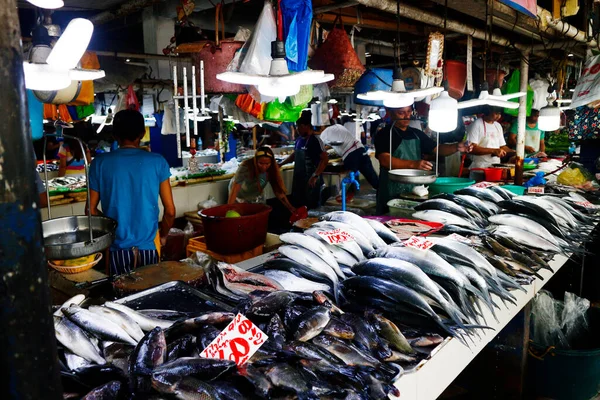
[428,0,458,133]
[356,0,442,107]
[24,18,105,91]
[217,41,333,101]
[26,0,64,9]
[538,84,560,131]
[456,1,524,111]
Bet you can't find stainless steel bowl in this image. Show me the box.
[42,216,117,260]
[388,169,437,184]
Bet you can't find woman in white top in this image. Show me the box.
[467,106,514,169]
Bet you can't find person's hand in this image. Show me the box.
[289,207,297,214]
[525,146,536,153]
[309,175,318,187]
[536,152,547,158]
[492,148,507,158]
[160,236,167,247]
[413,160,433,171]
[458,141,473,153]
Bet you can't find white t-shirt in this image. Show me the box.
[467,118,506,169]
[320,125,363,160]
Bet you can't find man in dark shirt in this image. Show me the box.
[374,106,471,214]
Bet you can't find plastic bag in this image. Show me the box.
[126,85,140,111]
[281,0,313,72]
[183,222,195,251]
[264,98,304,122]
[561,291,590,344]
[557,168,587,186]
[532,290,569,348]
[198,195,218,210]
[239,1,277,76]
[289,85,313,107]
[502,70,533,116]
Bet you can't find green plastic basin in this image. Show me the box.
[501,184,526,195]
[428,177,475,195]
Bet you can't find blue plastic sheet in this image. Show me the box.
[27,90,43,140]
[281,0,312,72]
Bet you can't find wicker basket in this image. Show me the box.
[48,253,103,274]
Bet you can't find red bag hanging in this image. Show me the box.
[126,85,140,111]
[309,17,365,88]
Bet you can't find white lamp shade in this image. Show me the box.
[383,94,415,108]
[26,0,64,9]
[429,91,458,132]
[68,68,105,81]
[46,19,94,70]
[23,62,70,90]
[538,106,561,131]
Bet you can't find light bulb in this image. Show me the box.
[46,19,94,70]
[428,91,458,132]
[23,62,70,90]
[383,94,414,109]
[26,0,64,9]
[538,105,561,131]
[257,80,301,98]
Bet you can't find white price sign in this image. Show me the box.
[317,229,355,245]
[446,233,472,245]
[528,186,545,194]
[575,201,597,209]
[200,313,268,366]
[404,236,435,251]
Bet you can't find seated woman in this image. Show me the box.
[228,147,296,214]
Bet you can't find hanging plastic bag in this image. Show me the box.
[264,98,303,122]
[239,1,277,76]
[235,94,264,118]
[281,0,312,72]
[289,85,313,107]
[126,85,140,111]
[502,70,533,116]
[309,16,365,88]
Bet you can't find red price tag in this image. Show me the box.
[316,228,355,245]
[470,181,498,189]
[528,186,545,194]
[575,201,596,209]
[404,236,435,251]
[447,233,472,244]
[200,313,267,366]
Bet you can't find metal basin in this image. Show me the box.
[389,169,437,184]
[42,216,117,260]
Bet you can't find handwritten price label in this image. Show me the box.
[575,201,597,209]
[404,236,435,251]
[528,186,545,194]
[470,181,498,189]
[200,313,267,366]
[447,233,472,245]
[317,228,355,245]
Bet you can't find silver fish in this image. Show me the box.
[305,227,365,261]
[280,232,344,278]
[63,305,137,345]
[54,316,105,364]
[493,225,562,253]
[104,302,174,331]
[456,194,495,216]
[364,218,400,243]
[89,305,145,342]
[54,294,86,317]
[412,210,480,230]
[320,211,388,248]
[488,214,562,247]
[313,221,375,255]
[279,245,340,302]
[64,351,92,370]
[263,270,331,293]
[325,243,360,267]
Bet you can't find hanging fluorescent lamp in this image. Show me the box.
[26,0,64,9]
[457,82,524,110]
[539,97,561,131]
[217,41,333,102]
[357,68,443,108]
[24,18,104,90]
[429,82,458,133]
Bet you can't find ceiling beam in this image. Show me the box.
[315,12,421,33]
[91,0,165,25]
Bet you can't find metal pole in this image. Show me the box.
[173,65,181,159]
[514,52,529,186]
[0,0,62,398]
[183,67,191,148]
[191,66,198,140]
[64,135,94,243]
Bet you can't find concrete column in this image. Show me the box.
[514,52,529,186]
[143,5,175,82]
[0,0,62,398]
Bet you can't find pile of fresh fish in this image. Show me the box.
[57,291,419,399]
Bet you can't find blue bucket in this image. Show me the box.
[353,68,393,106]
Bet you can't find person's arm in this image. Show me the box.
[309,151,329,187]
[471,144,506,157]
[507,133,517,149]
[279,152,295,166]
[58,157,67,177]
[377,153,432,170]
[539,139,545,154]
[159,179,176,245]
[88,189,101,215]
[228,182,242,204]
[275,191,296,213]
[85,148,92,164]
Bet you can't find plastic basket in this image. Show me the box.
[48,253,102,274]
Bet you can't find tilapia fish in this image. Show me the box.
[295,306,331,342]
[129,327,167,393]
[81,381,122,400]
